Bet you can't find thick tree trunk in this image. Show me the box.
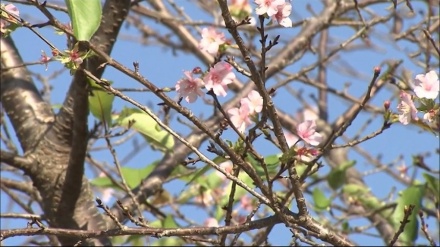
[0,0,131,245]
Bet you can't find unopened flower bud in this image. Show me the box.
[384,100,391,110]
[374,66,381,75]
[192,67,202,74]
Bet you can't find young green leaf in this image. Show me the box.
[327,160,356,190]
[90,161,158,189]
[312,188,331,211]
[115,108,174,151]
[423,173,440,201]
[88,79,114,127]
[391,185,425,245]
[65,0,101,41]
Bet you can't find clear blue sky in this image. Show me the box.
[1,1,438,246]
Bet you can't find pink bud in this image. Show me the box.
[384,100,391,110]
[192,67,202,74]
[374,66,381,74]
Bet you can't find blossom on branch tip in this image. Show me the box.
[296,120,323,146]
[40,50,51,71]
[199,27,226,55]
[175,71,204,103]
[397,91,418,125]
[204,61,235,97]
[413,70,439,99]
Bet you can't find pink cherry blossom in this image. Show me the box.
[397,91,418,125]
[296,106,319,123]
[175,71,204,103]
[284,131,299,147]
[240,90,263,114]
[296,147,320,163]
[204,61,236,97]
[273,3,292,27]
[228,103,252,133]
[413,70,439,99]
[215,160,233,180]
[40,50,51,71]
[296,120,323,146]
[1,4,19,34]
[204,217,219,227]
[240,195,254,212]
[199,27,226,55]
[254,0,285,16]
[230,0,252,15]
[194,191,214,207]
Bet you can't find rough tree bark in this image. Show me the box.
[0,0,131,245]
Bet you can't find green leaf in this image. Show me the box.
[125,235,145,246]
[148,220,162,228]
[163,214,179,228]
[90,161,158,189]
[264,154,281,166]
[327,160,356,190]
[183,165,212,188]
[247,154,280,178]
[152,237,183,246]
[391,185,425,245]
[342,184,391,220]
[65,0,101,41]
[312,188,331,211]
[423,173,440,201]
[341,221,350,233]
[88,79,114,126]
[342,183,370,195]
[115,108,174,151]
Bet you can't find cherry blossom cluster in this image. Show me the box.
[254,0,292,27]
[395,70,439,128]
[227,90,263,133]
[198,1,293,56]
[284,108,323,162]
[198,27,227,56]
[175,61,236,103]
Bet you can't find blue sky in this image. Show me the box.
[1,0,439,246]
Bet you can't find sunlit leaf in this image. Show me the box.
[88,79,114,127]
[342,183,370,195]
[65,0,101,41]
[152,237,183,246]
[391,185,425,245]
[150,190,171,205]
[312,188,331,211]
[163,214,179,228]
[247,154,279,178]
[327,160,356,190]
[115,108,174,151]
[90,161,158,189]
[423,173,440,201]
[125,235,145,246]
